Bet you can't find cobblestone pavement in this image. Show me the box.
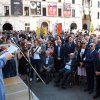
[31,80,100,100]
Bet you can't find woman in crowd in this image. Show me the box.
[77,40,87,84]
[31,39,41,81]
[18,41,30,80]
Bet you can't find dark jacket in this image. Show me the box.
[54,45,64,59]
[64,42,75,58]
[85,49,97,68]
[43,56,54,68]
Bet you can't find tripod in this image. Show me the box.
[11,38,46,100]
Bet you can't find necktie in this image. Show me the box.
[58,46,60,57]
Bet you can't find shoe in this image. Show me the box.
[88,91,93,94]
[93,95,99,99]
[36,78,40,82]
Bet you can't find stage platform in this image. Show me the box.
[4,76,39,100]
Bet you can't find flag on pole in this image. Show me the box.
[90,23,94,35]
[36,27,40,37]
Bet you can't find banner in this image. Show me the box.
[48,2,57,16]
[36,27,40,36]
[90,23,94,35]
[56,23,62,34]
[63,3,71,17]
[42,27,48,36]
[30,1,41,15]
[11,0,23,16]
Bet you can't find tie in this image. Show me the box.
[58,46,60,57]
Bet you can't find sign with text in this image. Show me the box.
[48,2,57,16]
[63,3,71,17]
[30,1,41,15]
[11,0,23,16]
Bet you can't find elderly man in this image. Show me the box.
[41,50,54,84]
[55,53,77,88]
[0,54,14,100]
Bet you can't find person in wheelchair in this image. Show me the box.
[55,53,77,88]
[41,50,54,84]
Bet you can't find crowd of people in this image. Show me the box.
[0,30,100,99]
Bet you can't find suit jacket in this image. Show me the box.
[43,56,54,68]
[54,45,64,59]
[96,52,100,72]
[64,42,75,58]
[85,49,97,68]
[77,48,87,66]
[64,58,77,72]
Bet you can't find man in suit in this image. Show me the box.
[0,54,14,100]
[93,49,100,99]
[41,50,54,84]
[55,53,77,88]
[84,43,97,94]
[54,39,64,72]
[64,36,75,61]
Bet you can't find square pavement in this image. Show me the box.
[31,80,100,100]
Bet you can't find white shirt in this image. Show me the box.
[33,46,41,59]
[65,60,72,70]
[80,49,85,58]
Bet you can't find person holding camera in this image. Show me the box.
[31,39,41,81]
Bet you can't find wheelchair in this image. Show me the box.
[61,70,77,88]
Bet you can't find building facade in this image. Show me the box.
[0,0,83,32]
[82,0,100,31]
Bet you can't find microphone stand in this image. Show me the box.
[11,38,46,100]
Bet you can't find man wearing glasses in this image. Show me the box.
[84,43,97,94]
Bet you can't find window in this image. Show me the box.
[24,7,29,16]
[4,6,9,16]
[25,23,30,31]
[97,12,100,19]
[98,1,100,7]
[58,0,61,2]
[72,0,75,4]
[72,9,75,17]
[58,8,61,16]
[43,8,46,16]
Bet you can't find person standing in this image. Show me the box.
[93,49,100,99]
[84,43,97,94]
[0,54,14,100]
[54,40,64,72]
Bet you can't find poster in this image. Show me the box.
[63,3,71,17]
[30,1,41,15]
[48,2,57,16]
[11,0,23,16]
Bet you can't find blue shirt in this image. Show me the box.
[0,57,7,100]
